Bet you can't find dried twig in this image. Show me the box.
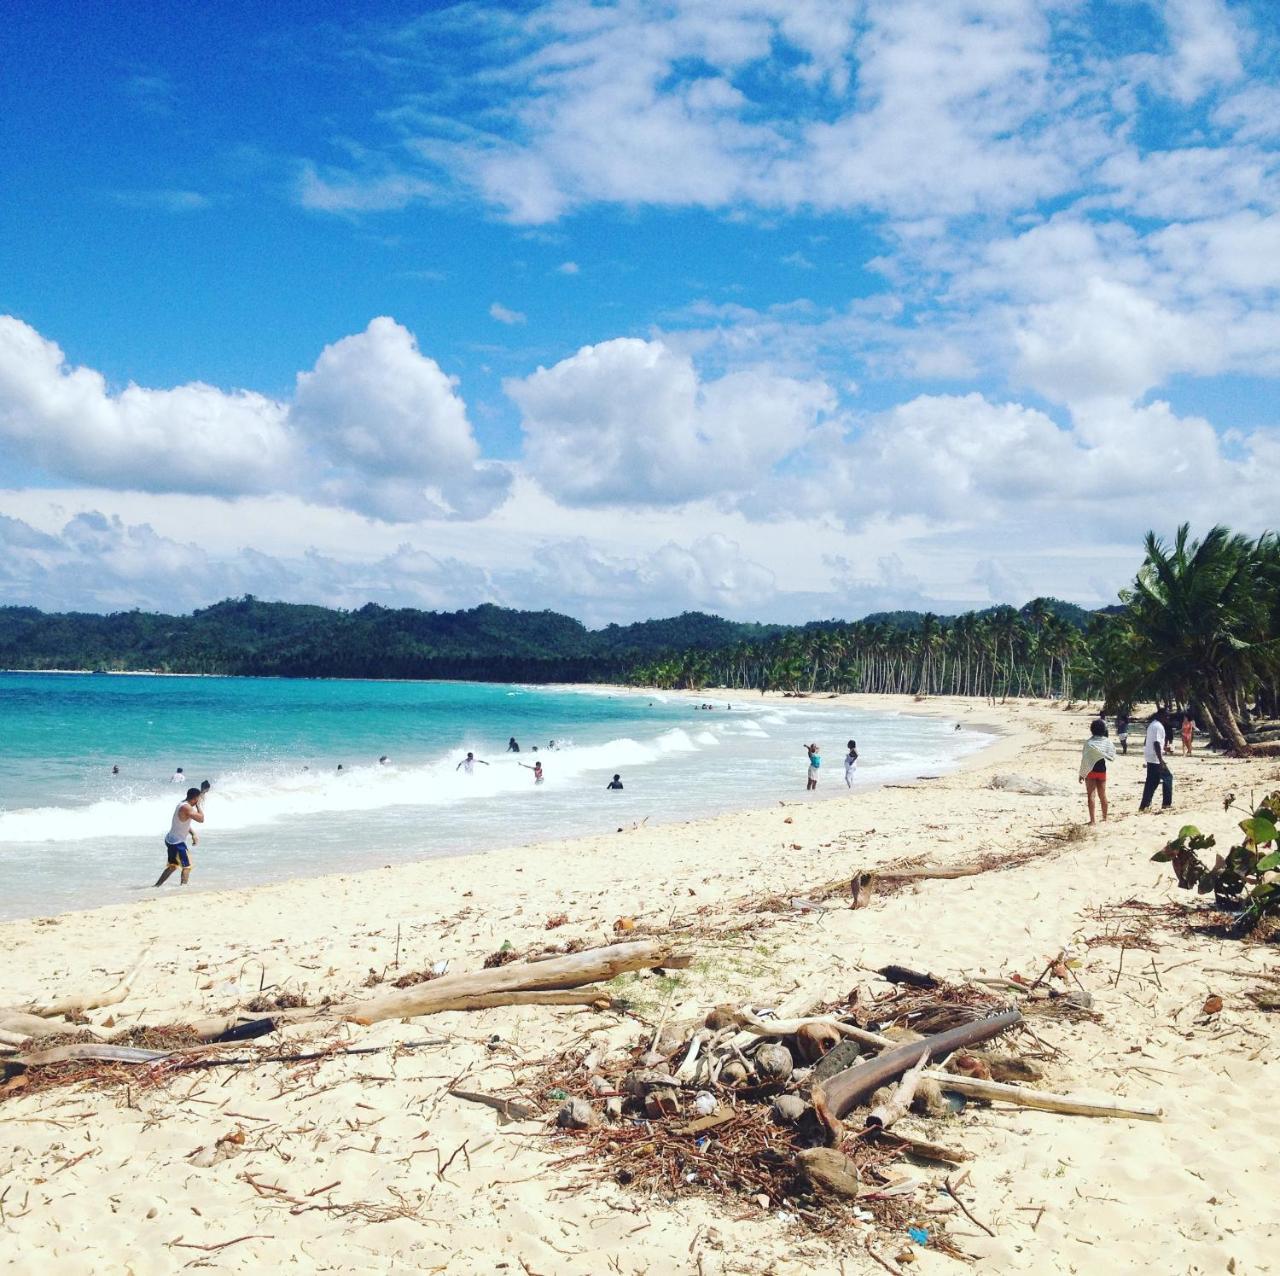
[945,1175,995,1237]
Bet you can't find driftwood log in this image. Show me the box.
[8,948,151,1022]
[181,939,683,1040]
[813,1009,1022,1141]
[2,940,680,1048]
[924,1073,1162,1121]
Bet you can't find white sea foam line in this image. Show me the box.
[0,725,709,844]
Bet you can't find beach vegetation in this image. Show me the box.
[1152,811,1280,933]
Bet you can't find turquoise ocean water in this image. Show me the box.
[0,673,995,920]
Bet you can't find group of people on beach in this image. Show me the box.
[1078,707,1194,823]
[804,740,859,790]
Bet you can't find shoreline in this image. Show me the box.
[0,690,1007,927]
[3,694,1273,1275]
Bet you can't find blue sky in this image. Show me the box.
[1,0,1278,622]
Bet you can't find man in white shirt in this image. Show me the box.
[1138,710,1172,811]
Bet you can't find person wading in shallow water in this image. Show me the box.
[156,787,205,887]
[805,743,822,791]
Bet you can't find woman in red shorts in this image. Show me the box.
[1078,718,1116,824]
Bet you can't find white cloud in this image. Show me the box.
[1013,278,1217,402]
[556,261,580,275]
[1156,0,1248,104]
[489,302,527,325]
[1213,84,1280,142]
[0,315,509,523]
[0,316,294,496]
[508,337,834,505]
[523,533,777,624]
[296,161,435,213]
[291,317,511,520]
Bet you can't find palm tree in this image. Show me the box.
[1121,525,1267,754]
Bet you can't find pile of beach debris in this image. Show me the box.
[524,965,1161,1263]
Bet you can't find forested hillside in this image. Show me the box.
[0,598,782,682]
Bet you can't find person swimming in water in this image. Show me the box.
[519,760,544,783]
[607,774,623,790]
[456,751,489,775]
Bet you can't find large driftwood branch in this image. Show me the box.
[813,1009,1022,1141]
[182,939,679,1041]
[19,947,152,1020]
[0,1011,108,1039]
[922,1072,1162,1121]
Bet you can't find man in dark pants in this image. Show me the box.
[1139,710,1173,811]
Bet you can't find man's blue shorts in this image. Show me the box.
[165,840,190,868]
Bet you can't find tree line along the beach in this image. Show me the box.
[627,526,1280,757]
[0,597,783,684]
[1,525,1273,755]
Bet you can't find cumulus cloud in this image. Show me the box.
[1013,279,1218,402]
[765,389,1272,543]
[509,337,834,506]
[292,317,510,520]
[0,315,509,523]
[0,316,294,496]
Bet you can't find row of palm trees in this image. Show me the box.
[628,601,1086,702]
[627,526,1280,756]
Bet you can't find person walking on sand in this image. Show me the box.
[519,760,544,783]
[1181,714,1194,755]
[1114,711,1130,755]
[1078,718,1115,824]
[844,740,858,788]
[456,751,489,775]
[1139,710,1173,811]
[156,787,205,887]
[805,743,821,791]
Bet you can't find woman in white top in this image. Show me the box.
[844,740,858,788]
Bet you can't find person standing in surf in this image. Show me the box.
[456,751,489,775]
[156,787,205,887]
[805,743,821,790]
[519,760,545,784]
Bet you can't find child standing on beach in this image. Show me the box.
[805,743,821,790]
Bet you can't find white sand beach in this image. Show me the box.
[1,694,1276,1275]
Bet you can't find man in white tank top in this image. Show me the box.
[156,787,205,887]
